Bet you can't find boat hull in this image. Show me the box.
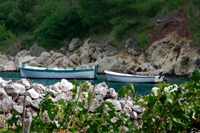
[105,71,163,83]
[20,66,98,79]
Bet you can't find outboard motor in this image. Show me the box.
[158,70,168,83]
[158,70,163,79]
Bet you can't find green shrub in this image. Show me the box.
[0,24,16,52]
[34,8,88,50]
[20,35,35,50]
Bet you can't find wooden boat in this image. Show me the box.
[104,71,164,83]
[19,63,98,79]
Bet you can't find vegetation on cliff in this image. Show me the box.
[0,0,200,52]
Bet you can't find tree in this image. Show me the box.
[34,8,88,50]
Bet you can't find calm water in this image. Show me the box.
[0,72,189,97]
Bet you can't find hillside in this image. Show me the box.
[0,0,200,76]
[0,0,199,53]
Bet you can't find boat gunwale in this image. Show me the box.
[20,66,94,73]
[104,71,156,78]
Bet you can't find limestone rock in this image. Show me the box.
[123,105,132,114]
[17,96,33,106]
[0,88,8,99]
[27,89,40,99]
[27,60,41,67]
[106,99,122,111]
[2,61,16,71]
[32,99,42,109]
[69,38,80,51]
[60,79,74,92]
[69,54,80,66]
[0,96,14,113]
[5,83,21,99]
[36,51,51,64]
[89,98,101,113]
[17,78,31,90]
[30,43,45,56]
[130,111,138,119]
[132,105,145,113]
[14,105,23,114]
[31,83,45,94]
[50,51,63,61]
[13,83,26,96]
[95,82,108,98]
[106,88,118,100]
[55,93,68,102]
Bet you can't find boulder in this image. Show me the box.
[106,99,122,111]
[19,55,36,64]
[27,60,41,67]
[130,111,138,120]
[31,99,42,109]
[119,100,134,109]
[2,61,16,71]
[30,43,45,56]
[13,105,23,114]
[17,78,31,90]
[95,94,104,101]
[89,98,101,113]
[31,83,45,94]
[95,82,108,98]
[61,57,69,67]
[0,96,14,113]
[0,88,8,99]
[5,83,21,99]
[123,105,132,114]
[106,88,118,100]
[132,105,145,113]
[60,79,74,92]
[36,51,51,64]
[0,54,9,66]
[51,83,62,93]
[69,38,80,51]
[17,96,33,106]
[13,83,26,95]
[48,88,58,97]
[69,54,80,66]
[55,93,68,102]
[27,89,40,99]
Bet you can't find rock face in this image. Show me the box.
[138,32,199,75]
[0,33,199,76]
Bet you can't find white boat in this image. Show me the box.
[19,63,98,79]
[104,71,164,83]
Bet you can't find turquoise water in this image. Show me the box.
[0,72,189,96]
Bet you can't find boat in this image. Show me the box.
[104,70,164,83]
[19,63,98,80]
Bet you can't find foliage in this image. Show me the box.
[0,0,200,50]
[20,35,35,50]
[187,5,200,46]
[133,32,150,50]
[76,0,112,35]
[34,8,88,50]
[3,69,200,132]
[137,68,200,132]
[0,24,16,52]
[29,80,135,132]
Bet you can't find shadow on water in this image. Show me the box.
[0,72,189,96]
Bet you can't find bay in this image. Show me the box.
[0,72,189,96]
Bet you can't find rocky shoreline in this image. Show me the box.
[0,32,200,76]
[0,77,149,129]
